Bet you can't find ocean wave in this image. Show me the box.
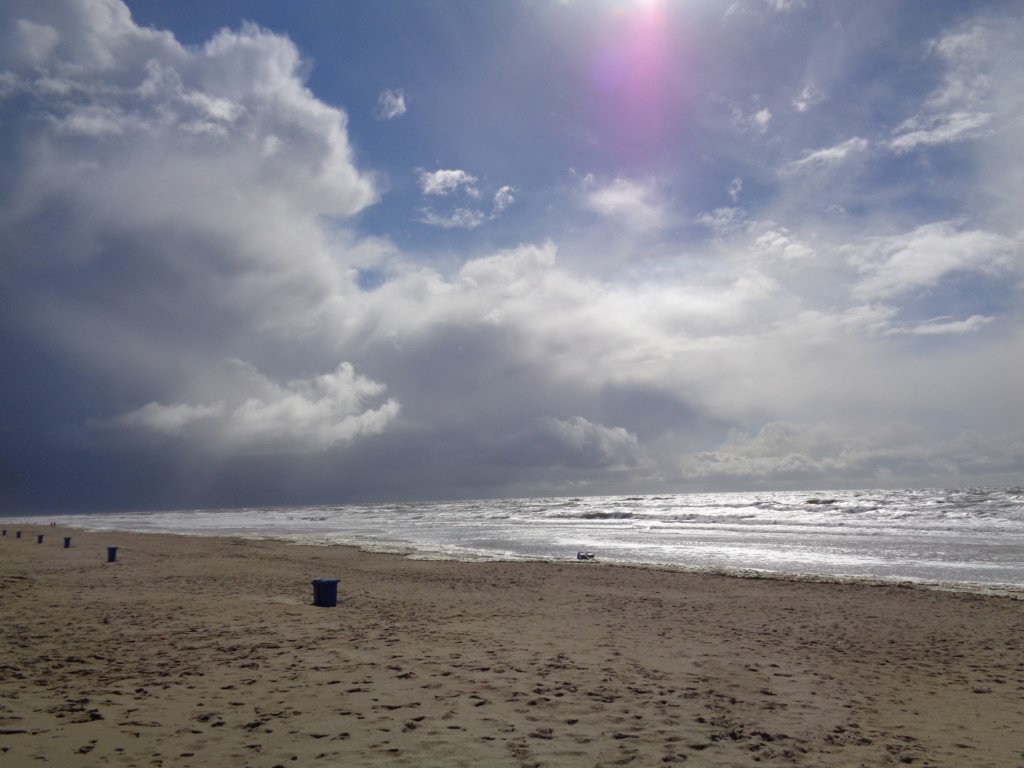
[7,486,1021,590]
[566,511,635,520]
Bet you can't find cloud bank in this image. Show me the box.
[1,1,1022,512]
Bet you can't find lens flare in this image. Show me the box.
[590,0,674,155]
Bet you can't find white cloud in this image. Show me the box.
[491,185,516,217]
[784,137,868,172]
[752,107,772,132]
[887,20,1019,154]
[4,1,1024,506]
[51,104,139,137]
[3,17,378,238]
[765,0,806,12]
[751,226,815,261]
[926,24,994,111]
[418,169,479,197]
[891,315,993,337]
[224,362,400,452]
[889,111,991,152]
[417,206,486,229]
[583,177,666,231]
[11,19,61,68]
[680,421,1024,485]
[728,177,742,203]
[111,363,399,452]
[792,84,820,113]
[415,177,512,228]
[374,88,407,120]
[848,222,1019,300]
[695,207,746,237]
[502,416,645,470]
[730,103,775,134]
[115,401,226,434]
[1,2,385,448]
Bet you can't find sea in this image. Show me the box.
[5,487,1024,597]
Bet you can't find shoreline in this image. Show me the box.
[3,526,1023,766]
[6,520,1023,601]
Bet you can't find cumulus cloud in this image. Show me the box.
[491,185,516,216]
[416,177,514,229]
[583,177,666,231]
[751,225,815,261]
[500,416,645,470]
[418,168,479,196]
[374,88,407,120]
[108,362,399,452]
[221,362,400,452]
[0,1,390,494]
[752,107,772,133]
[0,11,377,267]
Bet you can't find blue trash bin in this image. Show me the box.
[64,537,72,549]
[107,546,118,563]
[37,534,44,544]
[311,578,340,607]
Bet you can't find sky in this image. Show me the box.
[2,0,1023,513]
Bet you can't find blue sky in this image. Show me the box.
[1,0,1022,512]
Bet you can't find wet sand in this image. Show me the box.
[1,525,1022,767]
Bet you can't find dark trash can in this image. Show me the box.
[16,531,21,539]
[37,534,44,544]
[64,537,72,549]
[107,546,118,563]
[311,578,340,607]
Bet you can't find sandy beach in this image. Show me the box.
[1,526,1022,767]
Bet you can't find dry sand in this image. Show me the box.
[1,525,1022,767]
